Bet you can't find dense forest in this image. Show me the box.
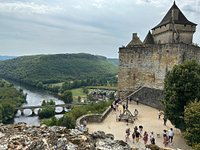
[0,80,26,123]
[0,53,117,87]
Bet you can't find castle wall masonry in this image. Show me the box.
[118,43,200,98]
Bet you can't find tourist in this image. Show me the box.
[126,118,129,126]
[149,132,155,144]
[79,124,84,132]
[158,110,161,119]
[134,126,138,133]
[116,102,119,111]
[134,109,139,117]
[163,115,167,126]
[125,128,131,142]
[135,130,140,143]
[139,125,143,136]
[163,130,168,147]
[123,104,126,112]
[163,134,168,147]
[168,128,174,143]
[111,103,114,111]
[143,131,148,145]
[163,129,167,137]
[132,131,135,143]
[136,98,139,105]
[83,119,87,128]
[129,97,132,103]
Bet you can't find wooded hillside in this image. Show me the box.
[0,53,117,85]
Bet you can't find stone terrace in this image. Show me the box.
[87,101,191,150]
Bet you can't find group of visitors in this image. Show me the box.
[113,97,175,148]
[163,128,174,147]
[126,126,174,147]
[111,98,122,112]
[125,125,155,145]
[158,110,168,126]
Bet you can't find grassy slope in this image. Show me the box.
[0,53,117,84]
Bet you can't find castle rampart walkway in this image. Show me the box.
[87,102,191,150]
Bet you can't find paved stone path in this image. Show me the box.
[87,101,191,150]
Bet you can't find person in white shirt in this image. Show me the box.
[168,128,174,143]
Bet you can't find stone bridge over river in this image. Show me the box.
[16,103,86,116]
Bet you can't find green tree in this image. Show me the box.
[60,91,73,103]
[163,60,200,129]
[57,114,76,128]
[193,144,200,150]
[1,102,15,123]
[38,100,56,119]
[184,101,200,147]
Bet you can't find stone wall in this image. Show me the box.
[129,86,164,110]
[118,43,200,97]
[76,106,112,126]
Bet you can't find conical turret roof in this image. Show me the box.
[126,33,142,47]
[152,1,197,30]
[143,31,154,44]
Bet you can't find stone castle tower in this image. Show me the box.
[118,2,200,97]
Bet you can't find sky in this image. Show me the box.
[0,0,199,58]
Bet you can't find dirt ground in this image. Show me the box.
[87,101,191,150]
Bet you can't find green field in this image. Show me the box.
[71,88,87,102]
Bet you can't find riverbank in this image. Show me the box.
[8,80,65,125]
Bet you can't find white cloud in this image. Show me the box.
[0,2,63,14]
[0,0,199,57]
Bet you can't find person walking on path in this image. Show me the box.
[134,109,139,117]
[136,98,139,105]
[139,125,143,136]
[132,131,135,143]
[149,132,155,144]
[135,130,140,143]
[168,128,174,143]
[143,131,148,145]
[134,126,138,134]
[163,115,167,126]
[125,128,131,142]
[163,130,169,147]
[158,110,161,119]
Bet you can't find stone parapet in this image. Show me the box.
[76,106,112,127]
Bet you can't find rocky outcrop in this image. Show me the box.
[0,123,131,150]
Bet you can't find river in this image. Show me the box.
[13,82,65,125]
